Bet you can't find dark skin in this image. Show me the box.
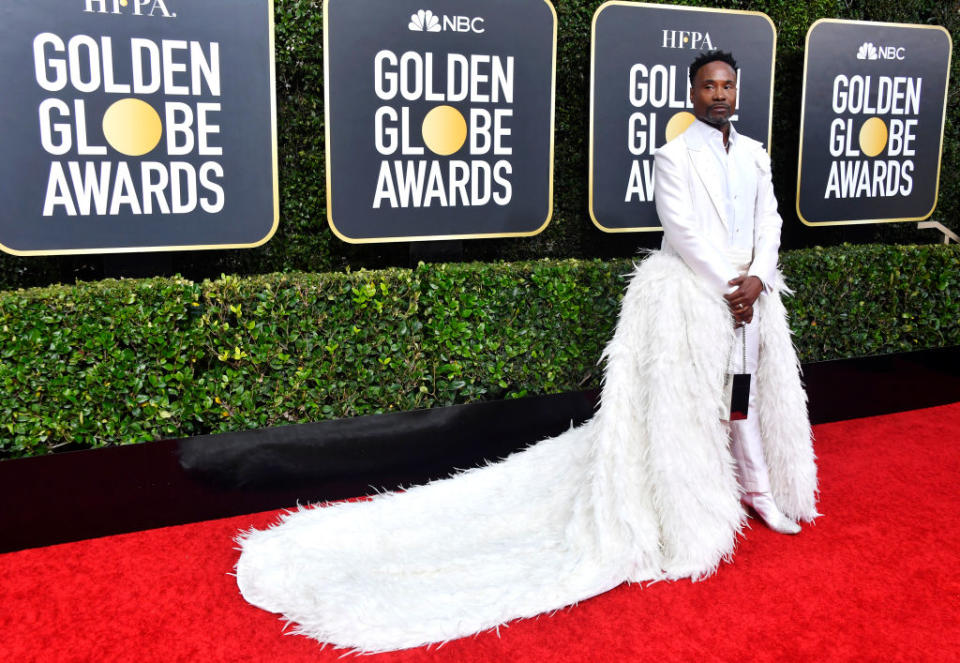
[689,60,764,326]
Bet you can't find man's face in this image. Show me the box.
[690,60,737,128]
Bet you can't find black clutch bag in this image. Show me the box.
[721,328,750,421]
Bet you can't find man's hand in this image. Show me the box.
[724,276,764,327]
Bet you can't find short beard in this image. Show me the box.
[697,109,731,129]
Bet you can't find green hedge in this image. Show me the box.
[782,243,960,359]
[1,243,956,458]
[0,0,957,288]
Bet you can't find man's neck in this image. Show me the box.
[696,118,731,149]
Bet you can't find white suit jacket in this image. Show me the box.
[654,122,783,295]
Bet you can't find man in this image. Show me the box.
[654,50,801,534]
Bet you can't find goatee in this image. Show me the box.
[698,111,730,129]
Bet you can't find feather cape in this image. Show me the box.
[235,252,819,653]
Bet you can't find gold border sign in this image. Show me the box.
[324,0,557,243]
[0,0,279,256]
[589,1,776,233]
[796,19,952,226]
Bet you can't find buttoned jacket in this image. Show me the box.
[653,122,783,295]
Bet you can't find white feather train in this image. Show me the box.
[235,252,819,653]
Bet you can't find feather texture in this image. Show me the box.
[235,252,818,653]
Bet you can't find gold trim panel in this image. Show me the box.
[1,0,281,257]
[795,18,952,227]
[324,0,557,244]
[588,1,777,234]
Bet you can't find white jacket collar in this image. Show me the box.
[683,118,738,151]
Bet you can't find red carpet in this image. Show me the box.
[2,403,959,662]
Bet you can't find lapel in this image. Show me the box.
[684,125,728,230]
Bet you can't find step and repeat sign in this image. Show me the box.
[589,2,776,232]
[324,0,556,243]
[796,19,952,226]
[0,0,278,255]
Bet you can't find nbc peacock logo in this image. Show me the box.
[408,9,441,32]
[856,42,878,60]
[855,41,906,61]
[408,8,486,34]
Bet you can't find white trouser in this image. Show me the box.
[727,309,771,494]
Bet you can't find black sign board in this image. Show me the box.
[324,0,556,243]
[797,19,952,226]
[0,0,278,255]
[589,1,775,233]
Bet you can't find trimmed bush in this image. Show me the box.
[783,244,960,359]
[0,277,204,452]
[1,243,956,458]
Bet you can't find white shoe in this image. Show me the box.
[743,492,801,535]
